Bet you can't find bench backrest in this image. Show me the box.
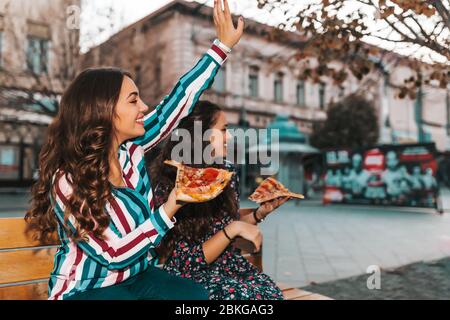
[0,218,58,300]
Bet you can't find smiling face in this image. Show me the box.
[113,76,149,143]
[209,111,232,159]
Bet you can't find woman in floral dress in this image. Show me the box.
[151,101,289,300]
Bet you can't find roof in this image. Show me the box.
[267,115,307,143]
[249,114,320,154]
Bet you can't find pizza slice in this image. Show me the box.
[249,177,305,204]
[164,160,234,203]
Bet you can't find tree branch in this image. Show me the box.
[403,13,429,40]
[430,0,450,30]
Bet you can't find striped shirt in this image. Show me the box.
[48,43,228,300]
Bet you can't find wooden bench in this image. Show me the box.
[0,216,331,300]
[0,217,57,300]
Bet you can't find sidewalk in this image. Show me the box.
[250,197,450,289]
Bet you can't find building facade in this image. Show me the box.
[81,0,450,154]
[0,0,80,188]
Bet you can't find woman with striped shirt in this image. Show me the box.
[24,0,244,300]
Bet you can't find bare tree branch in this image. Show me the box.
[430,0,450,30]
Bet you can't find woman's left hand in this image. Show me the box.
[256,197,291,220]
[213,0,244,49]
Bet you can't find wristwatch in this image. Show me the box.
[253,208,265,223]
[213,38,232,54]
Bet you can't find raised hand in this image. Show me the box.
[257,197,291,220]
[213,0,244,49]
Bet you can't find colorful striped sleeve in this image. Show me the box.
[131,43,228,153]
[50,172,174,270]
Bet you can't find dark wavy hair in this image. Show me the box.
[25,67,132,243]
[150,100,239,259]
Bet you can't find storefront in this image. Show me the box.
[246,115,320,198]
[0,110,51,188]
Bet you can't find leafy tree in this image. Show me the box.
[310,94,379,149]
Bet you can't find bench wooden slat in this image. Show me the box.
[0,218,59,250]
[0,218,39,250]
[276,282,294,291]
[283,288,314,300]
[294,293,334,300]
[0,248,56,285]
[0,282,48,300]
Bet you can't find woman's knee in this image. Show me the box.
[137,267,209,300]
[186,281,209,300]
[168,276,209,300]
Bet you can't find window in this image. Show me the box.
[26,36,49,74]
[274,72,284,102]
[0,31,3,68]
[23,147,36,180]
[249,66,259,98]
[0,15,3,67]
[447,89,450,136]
[0,145,20,180]
[26,22,51,75]
[296,80,305,106]
[319,83,326,110]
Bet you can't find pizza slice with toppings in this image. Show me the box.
[164,160,234,203]
[249,177,305,204]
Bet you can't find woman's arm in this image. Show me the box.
[202,221,262,264]
[239,197,291,224]
[132,0,244,154]
[52,173,180,270]
[202,225,235,264]
[239,208,258,225]
[131,44,227,153]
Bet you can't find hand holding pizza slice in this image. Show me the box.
[164,160,234,203]
[249,177,305,204]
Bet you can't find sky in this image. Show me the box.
[80,0,447,64]
[80,0,271,52]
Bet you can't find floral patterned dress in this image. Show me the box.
[153,162,283,300]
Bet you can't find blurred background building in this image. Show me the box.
[0,0,80,189]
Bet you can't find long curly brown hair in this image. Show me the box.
[25,67,132,243]
[150,101,239,259]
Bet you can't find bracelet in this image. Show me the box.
[222,227,235,243]
[253,208,265,223]
[213,38,232,54]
